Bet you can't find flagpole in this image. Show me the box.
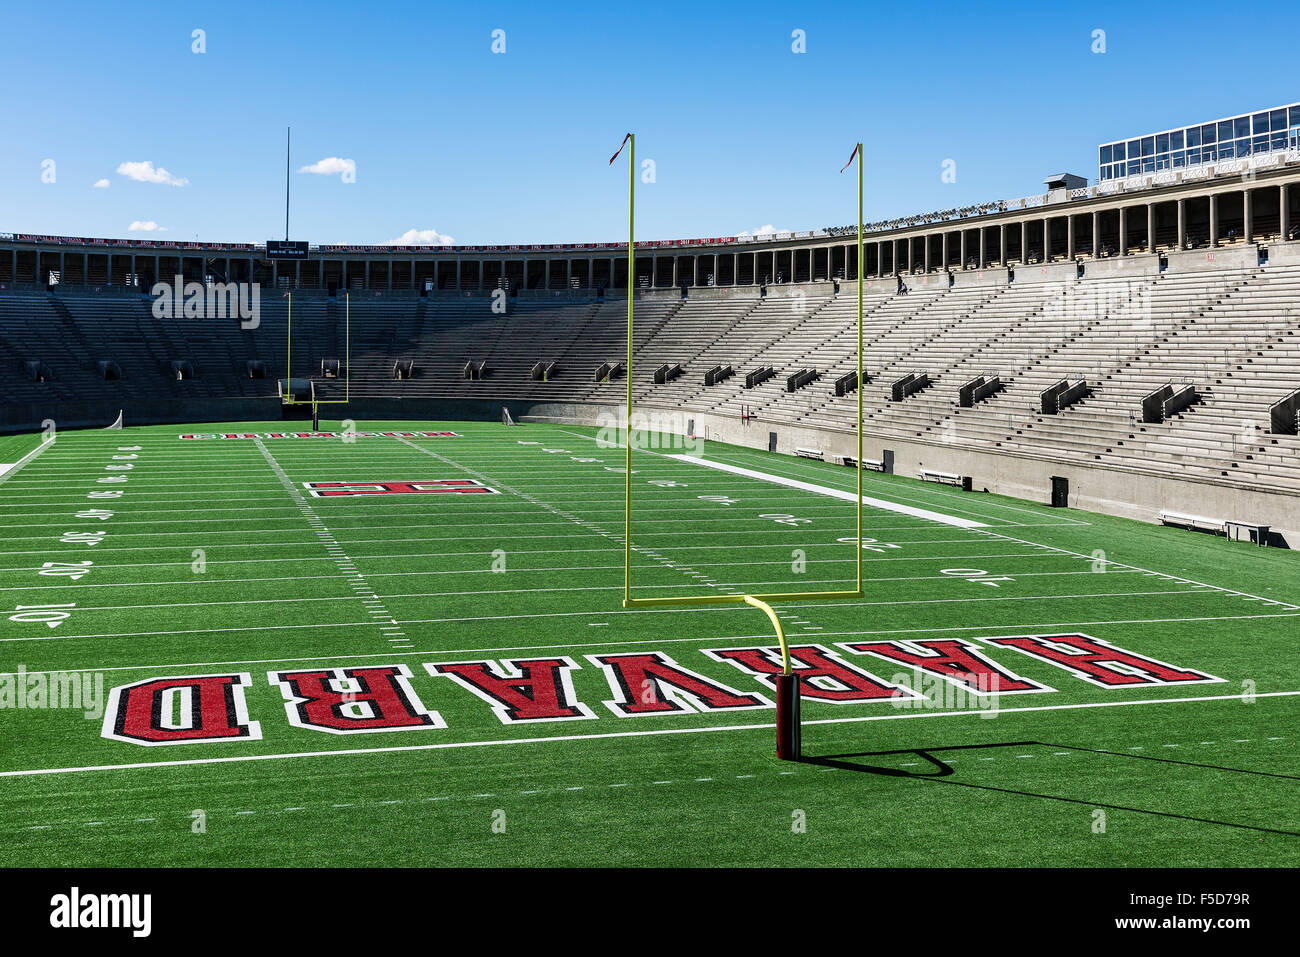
[856,141,864,596]
[624,133,635,607]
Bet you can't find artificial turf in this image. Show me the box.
[0,420,1296,866]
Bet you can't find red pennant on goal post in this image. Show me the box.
[609,133,631,165]
[840,143,859,173]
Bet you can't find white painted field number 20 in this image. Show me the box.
[39,561,93,581]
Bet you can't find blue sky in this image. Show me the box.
[1,0,1294,245]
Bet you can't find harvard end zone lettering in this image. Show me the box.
[96,635,1223,746]
[705,644,922,703]
[303,480,498,497]
[271,665,445,733]
[426,658,595,724]
[179,431,460,439]
[981,633,1222,687]
[842,639,1054,694]
[102,673,260,746]
[586,652,772,716]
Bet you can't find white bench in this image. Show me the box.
[841,455,885,471]
[1159,510,1226,534]
[795,447,824,460]
[1225,520,1270,546]
[919,468,963,486]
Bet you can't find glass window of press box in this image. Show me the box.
[1098,104,1300,181]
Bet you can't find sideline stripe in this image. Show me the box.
[2,690,1296,779]
[664,454,989,529]
[0,435,55,485]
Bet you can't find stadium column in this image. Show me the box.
[978,228,986,269]
[1118,208,1128,256]
[1177,199,1186,249]
[1067,216,1075,260]
[1243,189,1252,244]
[959,231,967,270]
[1042,218,1049,262]
[1091,211,1099,258]
[1281,185,1290,241]
[923,234,930,272]
[1020,221,1028,264]
[941,232,949,270]
[1210,194,1219,247]
[999,224,1007,266]
[1147,203,1156,252]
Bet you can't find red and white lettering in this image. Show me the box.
[586,652,772,716]
[303,480,498,497]
[981,633,1221,688]
[842,639,1052,694]
[270,665,445,733]
[425,657,594,724]
[102,673,260,746]
[705,645,921,703]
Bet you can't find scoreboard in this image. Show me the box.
[267,240,309,260]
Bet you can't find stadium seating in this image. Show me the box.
[2,258,1298,494]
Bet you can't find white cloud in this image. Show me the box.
[93,178,110,189]
[299,157,356,178]
[117,161,189,187]
[128,220,165,232]
[737,224,780,237]
[386,228,455,246]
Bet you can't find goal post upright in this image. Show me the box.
[856,139,864,598]
[283,291,351,410]
[614,136,867,760]
[624,132,635,609]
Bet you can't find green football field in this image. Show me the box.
[0,419,1297,867]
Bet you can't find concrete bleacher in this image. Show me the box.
[2,262,1297,493]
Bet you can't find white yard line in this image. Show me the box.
[0,435,55,486]
[253,438,408,644]
[3,689,1297,779]
[665,453,991,529]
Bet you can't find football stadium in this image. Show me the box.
[0,2,1296,924]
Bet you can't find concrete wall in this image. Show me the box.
[1166,245,1259,272]
[1083,254,1159,279]
[525,403,1300,546]
[900,271,949,293]
[1016,262,1079,284]
[951,267,1009,288]
[1266,241,1300,265]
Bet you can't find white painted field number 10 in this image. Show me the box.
[9,603,76,628]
